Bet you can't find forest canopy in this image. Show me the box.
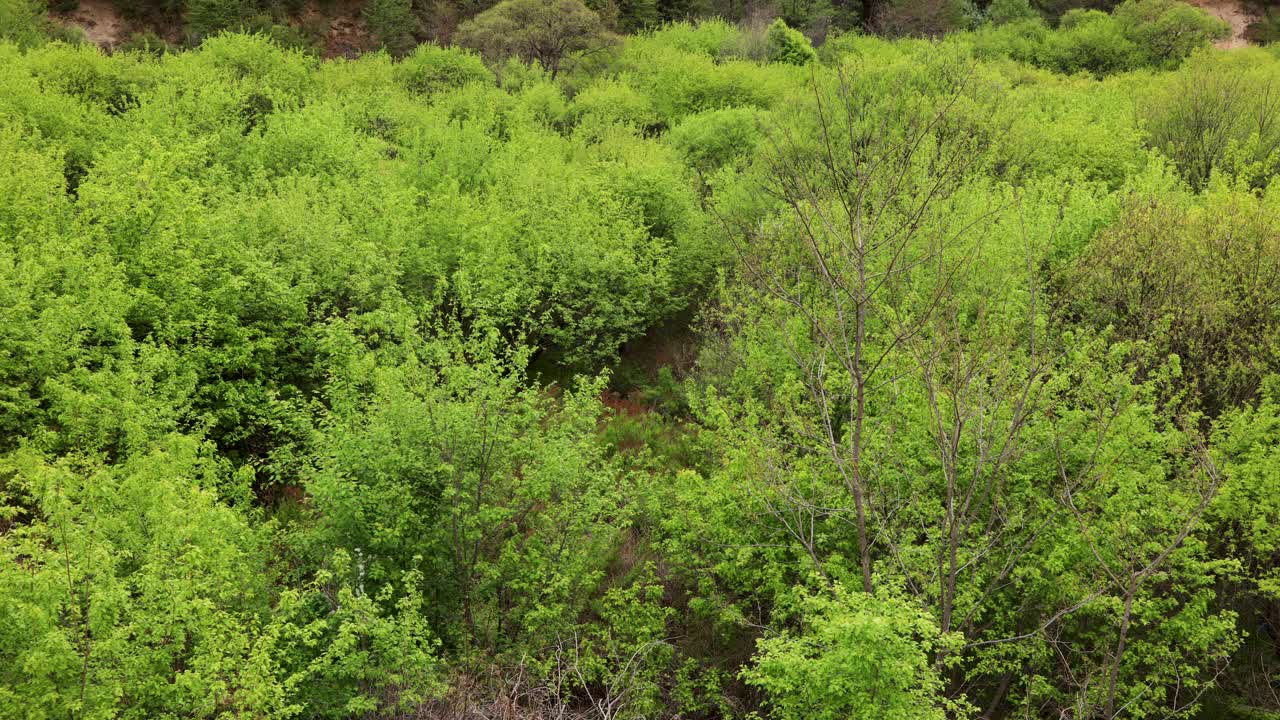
[1,0,1279,719]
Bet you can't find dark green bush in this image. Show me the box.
[1113,0,1227,68]
[1038,8,1140,74]
[987,0,1041,25]
[118,30,176,55]
[362,0,415,58]
[187,0,256,40]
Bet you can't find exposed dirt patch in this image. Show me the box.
[1189,0,1257,49]
[291,0,370,58]
[51,0,369,56]
[51,0,131,48]
[323,14,369,58]
[600,390,654,418]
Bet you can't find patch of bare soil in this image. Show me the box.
[1188,0,1257,49]
[51,0,130,48]
[293,0,370,58]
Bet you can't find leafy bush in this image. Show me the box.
[455,0,613,78]
[967,0,1224,75]
[618,38,793,123]
[1143,50,1280,188]
[765,18,817,65]
[666,106,762,173]
[646,18,740,59]
[362,0,415,58]
[1038,8,1141,74]
[1070,180,1280,411]
[393,43,493,96]
[1113,0,1227,68]
[570,76,656,130]
[187,0,256,41]
[874,0,975,36]
[0,0,49,47]
[987,0,1042,25]
[118,30,176,55]
[743,585,958,720]
[2,20,1280,720]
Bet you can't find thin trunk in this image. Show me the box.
[852,252,873,593]
[1105,583,1137,718]
[982,671,1015,720]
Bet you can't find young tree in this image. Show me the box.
[723,59,996,593]
[455,0,615,78]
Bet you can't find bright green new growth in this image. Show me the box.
[744,586,959,720]
[1,5,1279,720]
[765,19,817,65]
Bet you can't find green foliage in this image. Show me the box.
[744,585,961,720]
[118,30,176,55]
[617,36,794,123]
[1069,179,1280,411]
[187,0,256,41]
[765,18,817,65]
[1143,49,1280,189]
[362,0,415,57]
[455,0,614,78]
[393,43,494,95]
[967,0,1227,75]
[647,18,740,59]
[666,106,762,173]
[874,0,975,37]
[2,19,1280,720]
[570,75,656,130]
[0,0,48,47]
[1112,0,1228,68]
[0,438,294,719]
[986,0,1041,25]
[286,559,444,718]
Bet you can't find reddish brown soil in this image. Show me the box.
[292,0,371,59]
[51,0,131,48]
[600,389,653,417]
[1188,0,1256,48]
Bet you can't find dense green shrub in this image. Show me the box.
[118,29,176,54]
[0,0,50,47]
[1070,177,1280,411]
[455,0,613,78]
[765,18,817,65]
[968,0,1227,75]
[874,0,975,36]
[393,42,493,96]
[362,0,415,58]
[1113,0,1227,68]
[187,0,256,40]
[1,22,1279,720]
[647,17,740,58]
[570,75,656,130]
[618,38,793,123]
[1143,50,1280,188]
[987,0,1041,24]
[1039,8,1141,74]
[666,106,762,173]
[744,586,957,720]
